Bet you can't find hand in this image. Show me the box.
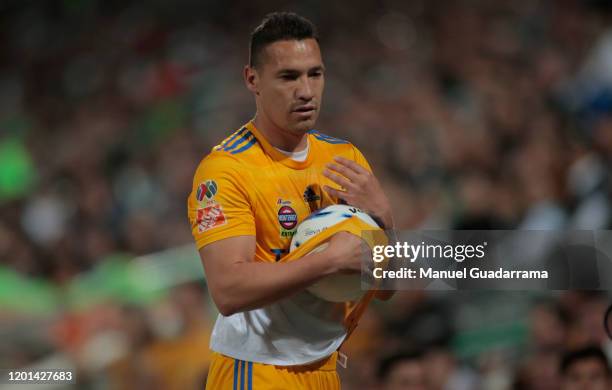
[324,232,372,275]
[323,156,394,229]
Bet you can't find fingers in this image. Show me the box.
[323,158,372,201]
[325,162,358,181]
[322,169,355,190]
[324,161,370,187]
[333,156,369,175]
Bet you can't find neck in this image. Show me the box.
[252,114,308,152]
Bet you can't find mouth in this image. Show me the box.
[292,105,316,114]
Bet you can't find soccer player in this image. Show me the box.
[188,12,393,389]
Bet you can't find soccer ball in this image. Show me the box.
[290,204,379,302]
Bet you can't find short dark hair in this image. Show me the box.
[560,345,610,375]
[249,12,319,68]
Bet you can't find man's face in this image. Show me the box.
[249,38,324,135]
[562,358,610,390]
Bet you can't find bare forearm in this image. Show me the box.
[210,250,339,315]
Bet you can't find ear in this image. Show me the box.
[244,65,259,95]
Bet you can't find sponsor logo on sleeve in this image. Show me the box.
[194,179,226,232]
[196,203,227,232]
[196,180,218,203]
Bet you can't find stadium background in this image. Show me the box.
[1,0,612,388]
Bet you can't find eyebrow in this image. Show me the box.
[276,65,326,76]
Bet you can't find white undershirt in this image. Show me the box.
[275,140,310,162]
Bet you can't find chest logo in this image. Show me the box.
[304,185,321,203]
[278,206,298,230]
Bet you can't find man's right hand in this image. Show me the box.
[324,232,371,274]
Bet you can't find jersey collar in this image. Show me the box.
[246,121,315,169]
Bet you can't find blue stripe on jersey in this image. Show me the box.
[247,361,253,390]
[227,127,248,144]
[240,360,245,390]
[308,130,349,144]
[313,134,348,144]
[224,129,251,151]
[217,127,247,151]
[318,133,345,142]
[233,359,239,390]
[230,136,257,154]
[314,136,349,144]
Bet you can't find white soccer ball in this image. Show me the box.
[290,204,379,302]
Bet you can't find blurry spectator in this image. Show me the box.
[107,305,157,390]
[514,349,561,390]
[340,309,386,389]
[424,346,479,390]
[565,292,610,348]
[512,301,570,389]
[378,350,428,390]
[138,283,212,389]
[529,301,569,352]
[384,291,454,352]
[560,345,610,390]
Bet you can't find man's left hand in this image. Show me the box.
[323,156,394,229]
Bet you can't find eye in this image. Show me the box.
[280,74,298,81]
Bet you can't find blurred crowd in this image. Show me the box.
[1,0,612,388]
[344,290,611,389]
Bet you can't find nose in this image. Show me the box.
[295,75,314,101]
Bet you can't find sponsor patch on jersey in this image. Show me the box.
[196,180,218,202]
[303,185,321,203]
[276,198,292,206]
[281,229,296,238]
[303,227,323,237]
[278,205,298,230]
[196,202,227,232]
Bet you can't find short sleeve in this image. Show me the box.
[187,156,255,250]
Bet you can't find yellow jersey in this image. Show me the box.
[188,121,372,261]
[187,121,382,366]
